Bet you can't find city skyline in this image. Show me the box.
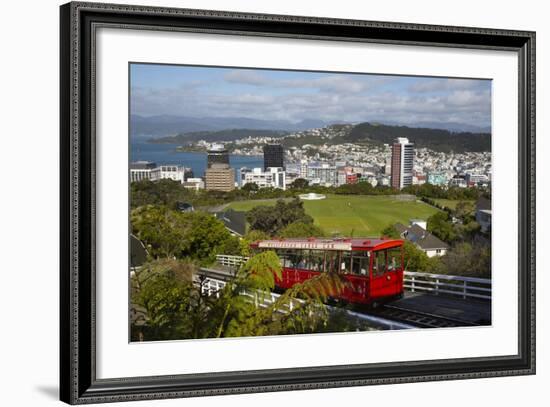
[130,64,492,129]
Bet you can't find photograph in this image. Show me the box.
[128,63,493,342]
[56,1,536,404]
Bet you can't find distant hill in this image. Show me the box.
[151,129,288,144]
[408,121,490,133]
[130,115,333,136]
[376,120,491,134]
[345,122,491,153]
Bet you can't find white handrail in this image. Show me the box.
[403,271,491,300]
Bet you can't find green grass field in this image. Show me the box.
[228,194,441,237]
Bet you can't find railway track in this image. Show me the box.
[370,304,479,329]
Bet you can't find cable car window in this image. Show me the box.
[325,251,340,273]
[306,250,324,271]
[387,247,402,271]
[341,252,352,274]
[372,250,387,277]
[351,251,369,275]
[291,252,303,268]
[360,254,370,276]
[278,249,289,267]
[352,256,361,275]
[325,251,333,272]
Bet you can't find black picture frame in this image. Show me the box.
[60,2,536,404]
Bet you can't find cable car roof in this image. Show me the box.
[250,237,403,251]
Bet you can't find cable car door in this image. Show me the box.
[370,249,394,300]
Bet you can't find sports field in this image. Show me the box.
[227,194,441,237]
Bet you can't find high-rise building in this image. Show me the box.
[205,163,235,192]
[207,144,229,168]
[263,144,284,170]
[390,137,414,189]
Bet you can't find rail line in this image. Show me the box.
[369,304,479,328]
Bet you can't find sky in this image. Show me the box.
[130,63,492,128]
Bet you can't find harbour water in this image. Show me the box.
[131,141,263,177]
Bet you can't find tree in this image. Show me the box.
[246,198,313,235]
[454,200,475,219]
[185,211,236,264]
[279,221,325,238]
[131,251,348,341]
[427,211,457,243]
[131,259,196,340]
[131,205,233,264]
[131,179,193,209]
[131,205,192,259]
[220,235,243,257]
[432,242,491,278]
[241,182,259,193]
[402,241,432,272]
[290,178,309,189]
[381,224,401,239]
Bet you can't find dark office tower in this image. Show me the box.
[207,144,230,168]
[263,144,284,170]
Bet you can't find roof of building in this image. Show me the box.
[415,233,449,251]
[176,202,194,211]
[130,234,148,267]
[394,223,408,235]
[476,196,491,212]
[216,209,247,236]
[130,161,156,170]
[395,223,450,251]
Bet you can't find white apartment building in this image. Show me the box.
[151,165,186,183]
[242,167,286,190]
[299,159,308,179]
[465,172,490,186]
[130,161,156,182]
[336,170,347,186]
[130,162,187,184]
[182,177,205,191]
[307,163,337,187]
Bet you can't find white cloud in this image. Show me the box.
[132,75,491,128]
[224,70,269,86]
[409,78,489,93]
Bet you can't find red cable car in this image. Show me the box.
[250,238,405,305]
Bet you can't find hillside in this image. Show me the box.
[145,120,492,153]
[150,129,289,144]
[345,122,491,153]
